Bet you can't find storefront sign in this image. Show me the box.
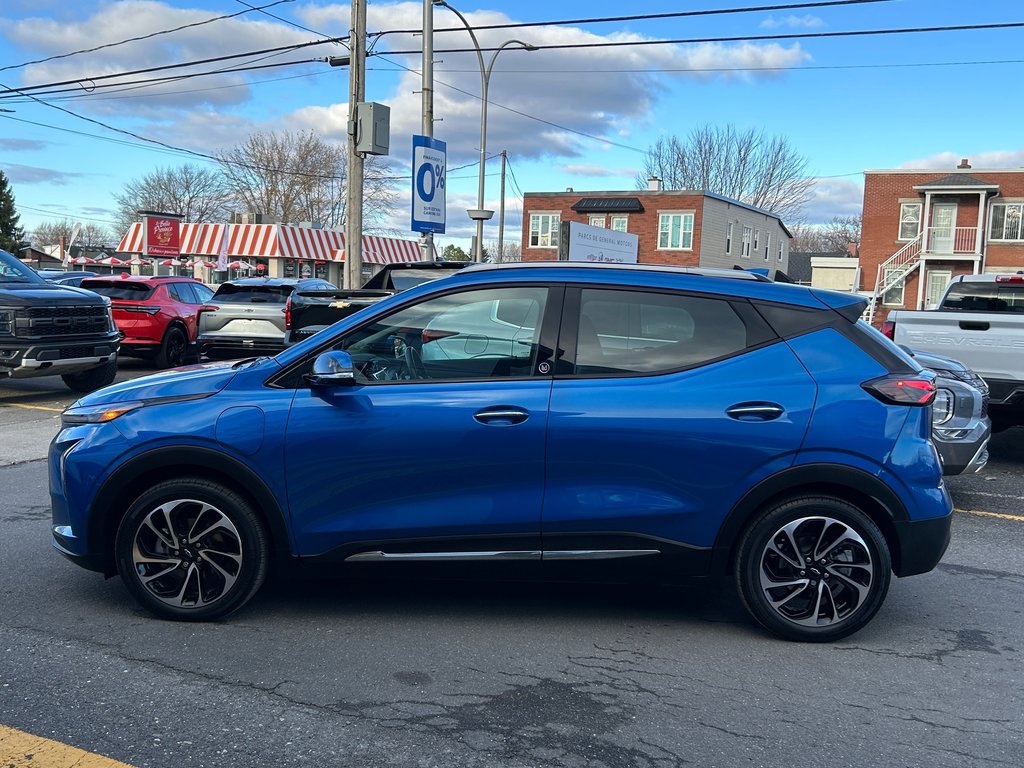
[562,221,639,264]
[142,213,182,258]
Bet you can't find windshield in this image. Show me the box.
[212,283,293,304]
[0,250,45,284]
[940,281,1024,312]
[81,280,156,301]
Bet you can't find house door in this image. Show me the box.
[930,204,957,253]
[925,269,952,309]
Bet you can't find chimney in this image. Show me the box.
[957,158,971,169]
[648,176,663,191]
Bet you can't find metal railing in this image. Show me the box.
[924,226,979,255]
[864,233,923,324]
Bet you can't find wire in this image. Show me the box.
[378,21,1024,56]
[0,0,299,74]
[17,203,119,226]
[234,0,343,45]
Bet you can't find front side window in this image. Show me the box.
[990,203,1024,241]
[573,288,753,375]
[529,213,560,248]
[657,212,694,250]
[899,202,922,240]
[335,286,547,383]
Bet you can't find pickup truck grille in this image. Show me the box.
[15,305,109,338]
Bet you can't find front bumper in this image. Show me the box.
[0,335,119,379]
[934,419,991,475]
[199,334,284,359]
[893,510,953,577]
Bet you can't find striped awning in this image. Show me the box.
[335,236,436,264]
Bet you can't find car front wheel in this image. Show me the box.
[735,496,891,642]
[115,479,269,621]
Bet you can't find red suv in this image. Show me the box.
[80,276,215,368]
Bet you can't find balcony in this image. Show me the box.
[922,225,981,256]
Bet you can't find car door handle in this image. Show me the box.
[726,403,785,422]
[959,320,990,331]
[474,407,529,425]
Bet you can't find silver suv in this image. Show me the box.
[198,277,334,359]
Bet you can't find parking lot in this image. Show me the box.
[2,361,1023,767]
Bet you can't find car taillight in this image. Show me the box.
[879,320,895,340]
[283,297,292,330]
[862,374,936,406]
[198,305,219,315]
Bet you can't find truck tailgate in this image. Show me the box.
[894,311,1024,381]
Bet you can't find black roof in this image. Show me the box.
[570,197,645,213]
[915,173,999,189]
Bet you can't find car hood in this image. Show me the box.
[73,360,241,407]
[0,282,107,306]
[907,348,970,373]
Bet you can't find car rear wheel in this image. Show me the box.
[155,326,187,368]
[735,496,891,642]
[114,479,269,621]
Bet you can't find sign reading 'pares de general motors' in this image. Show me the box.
[140,211,183,258]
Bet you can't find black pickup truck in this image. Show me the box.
[0,249,120,392]
[284,261,468,346]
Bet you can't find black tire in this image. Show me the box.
[155,326,188,369]
[61,359,117,393]
[735,495,891,642]
[114,478,269,621]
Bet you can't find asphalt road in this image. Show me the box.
[1,365,1022,767]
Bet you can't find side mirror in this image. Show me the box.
[305,350,357,387]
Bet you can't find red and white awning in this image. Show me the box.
[334,236,436,264]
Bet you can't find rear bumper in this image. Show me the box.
[893,510,952,577]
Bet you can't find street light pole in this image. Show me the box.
[433,1,534,262]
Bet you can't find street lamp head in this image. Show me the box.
[522,44,539,52]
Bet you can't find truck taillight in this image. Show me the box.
[283,297,292,330]
[862,374,936,406]
[880,320,895,340]
[995,274,1024,283]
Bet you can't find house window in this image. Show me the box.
[764,233,771,261]
[990,203,1024,241]
[899,202,922,240]
[742,227,752,258]
[610,216,628,232]
[753,230,760,253]
[726,222,734,254]
[778,240,785,261]
[882,268,905,306]
[589,215,606,228]
[529,212,560,248]
[657,212,694,250]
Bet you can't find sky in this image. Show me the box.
[1,0,1023,253]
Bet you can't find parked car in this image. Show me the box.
[284,262,467,346]
[883,273,1024,431]
[39,270,98,287]
[198,277,335,359]
[0,250,119,392]
[51,262,952,641]
[80,275,214,368]
[906,348,990,475]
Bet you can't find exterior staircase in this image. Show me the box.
[863,233,923,324]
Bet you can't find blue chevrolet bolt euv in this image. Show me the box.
[50,263,952,641]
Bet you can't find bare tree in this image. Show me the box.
[113,164,232,236]
[217,130,397,229]
[790,215,862,253]
[485,239,521,263]
[638,125,814,221]
[32,219,112,248]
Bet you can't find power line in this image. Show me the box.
[234,0,343,45]
[377,21,1024,56]
[0,0,299,74]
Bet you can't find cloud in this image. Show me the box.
[759,15,825,30]
[0,138,50,151]
[4,163,87,184]
[899,148,1024,170]
[800,177,864,223]
[559,164,639,178]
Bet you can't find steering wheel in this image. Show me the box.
[404,345,428,380]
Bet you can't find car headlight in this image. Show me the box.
[931,388,955,426]
[61,401,144,425]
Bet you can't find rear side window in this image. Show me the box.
[211,284,292,304]
[81,281,155,301]
[573,288,765,374]
[940,281,1024,312]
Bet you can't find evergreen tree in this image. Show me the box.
[0,171,25,254]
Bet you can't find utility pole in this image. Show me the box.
[344,0,366,289]
[497,149,507,263]
[419,0,435,262]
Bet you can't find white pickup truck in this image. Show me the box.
[883,273,1024,431]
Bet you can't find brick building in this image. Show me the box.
[520,180,793,276]
[860,161,1024,324]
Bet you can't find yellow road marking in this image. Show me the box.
[957,508,1024,523]
[0,402,63,412]
[0,725,135,767]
